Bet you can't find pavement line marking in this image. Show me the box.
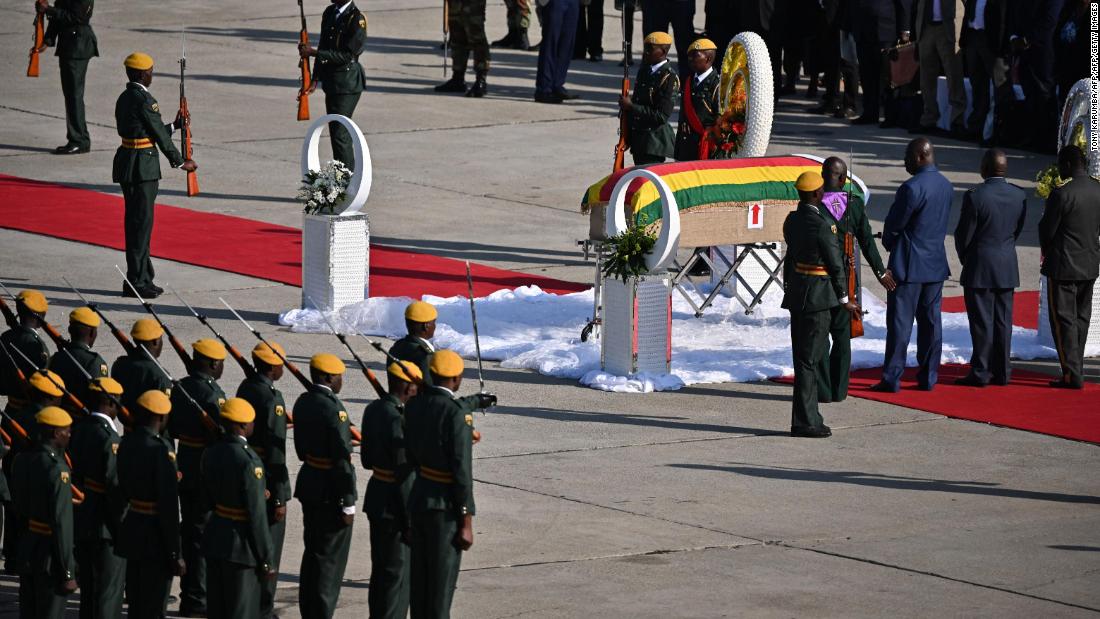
[781,543,1100,614]
[458,540,764,573]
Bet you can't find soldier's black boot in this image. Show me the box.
[434,74,467,93]
[466,73,488,98]
[491,29,516,48]
[516,29,531,51]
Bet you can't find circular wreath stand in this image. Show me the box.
[300,114,373,310]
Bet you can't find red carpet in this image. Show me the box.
[0,174,586,298]
[776,364,1100,444]
[942,291,1040,329]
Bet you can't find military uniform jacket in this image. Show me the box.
[313,2,368,94]
[0,326,48,400]
[820,192,888,278]
[48,342,109,408]
[70,413,122,542]
[237,374,291,506]
[116,425,180,562]
[629,61,679,159]
[110,351,171,413]
[781,202,847,313]
[201,435,273,568]
[674,69,720,161]
[112,82,184,184]
[390,335,434,387]
[361,394,412,522]
[44,0,98,59]
[4,402,43,455]
[406,386,475,518]
[11,443,75,582]
[168,372,225,491]
[0,436,9,502]
[292,387,357,508]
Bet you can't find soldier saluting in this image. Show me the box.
[113,52,198,299]
[36,0,98,155]
[298,0,368,168]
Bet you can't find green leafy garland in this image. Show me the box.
[1035,164,1064,199]
[602,221,657,283]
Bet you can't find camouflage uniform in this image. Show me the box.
[450,0,490,76]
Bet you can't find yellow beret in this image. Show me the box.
[310,353,346,375]
[124,52,154,70]
[687,38,717,53]
[429,350,464,378]
[404,301,438,323]
[220,397,256,424]
[131,318,163,341]
[795,171,825,192]
[35,406,72,428]
[644,32,674,46]
[192,338,227,361]
[137,389,172,415]
[387,361,423,384]
[29,370,64,397]
[17,290,48,314]
[252,341,286,366]
[69,307,100,328]
[88,377,124,396]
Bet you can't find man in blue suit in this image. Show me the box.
[953,149,1027,387]
[872,138,953,392]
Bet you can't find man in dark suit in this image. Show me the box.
[872,138,953,392]
[1009,0,1065,151]
[736,0,790,99]
[1038,145,1100,388]
[953,149,1026,386]
[849,0,913,125]
[913,0,966,133]
[642,0,696,74]
[959,0,1008,138]
[534,0,580,103]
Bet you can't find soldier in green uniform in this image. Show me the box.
[620,32,680,165]
[817,157,896,403]
[491,0,532,50]
[110,318,172,413]
[70,377,125,618]
[169,338,227,617]
[0,290,51,409]
[11,406,78,617]
[116,389,183,618]
[235,342,290,619]
[293,353,356,618]
[406,350,495,618]
[389,301,439,386]
[435,0,491,97]
[781,172,861,438]
[299,0,368,167]
[202,398,275,618]
[47,307,109,410]
[362,361,422,619]
[112,52,198,299]
[36,0,97,154]
[674,38,720,162]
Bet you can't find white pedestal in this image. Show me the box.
[1037,274,1100,351]
[601,274,672,376]
[302,213,369,310]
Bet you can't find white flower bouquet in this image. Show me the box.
[298,160,351,215]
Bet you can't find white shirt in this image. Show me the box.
[92,412,120,435]
[694,67,714,84]
[418,337,435,353]
[804,203,849,305]
[335,1,352,17]
[967,0,987,29]
[649,59,669,74]
[435,385,457,398]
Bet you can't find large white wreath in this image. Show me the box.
[300,114,373,215]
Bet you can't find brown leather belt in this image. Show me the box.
[371,467,396,483]
[83,478,107,494]
[795,262,828,276]
[305,455,333,470]
[419,466,454,484]
[28,519,52,535]
[214,504,249,522]
[129,499,158,515]
[120,137,153,149]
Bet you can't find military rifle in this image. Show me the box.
[57,346,134,427]
[137,341,220,435]
[116,265,193,372]
[612,6,630,172]
[297,0,312,121]
[180,28,199,196]
[27,7,44,77]
[62,277,137,356]
[218,297,299,425]
[845,155,864,338]
[308,295,386,399]
[464,262,486,393]
[3,341,88,418]
[441,0,449,77]
[169,286,255,379]
[0,281,68,350]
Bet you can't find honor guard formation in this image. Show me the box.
[0,288,496,618]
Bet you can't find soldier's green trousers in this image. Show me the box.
[410,510,463,619]
[206,559,261,619]
[125,558,173,618]
[790,307,830,431]
[816,304,853,403]
[449,0,490,75]
[261,504,286,618]
[179,483,210,612]
[299,501,353,619]
[60,58,91,149]
[75,538,125,618]
[324,93,361,169]
[19,569,69,619]
[120,180,158,290]
[369,517,410,619]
